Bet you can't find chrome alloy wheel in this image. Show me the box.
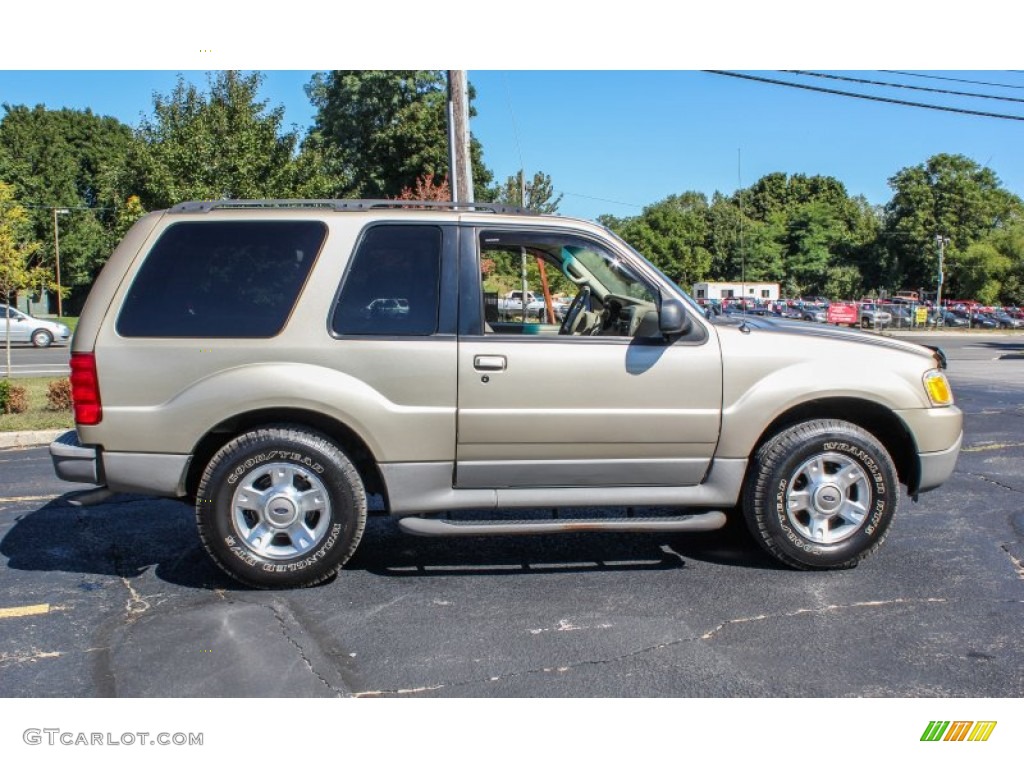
[230,463,331,560]
[784,452,871,544]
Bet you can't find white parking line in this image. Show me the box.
[0,603,50,619]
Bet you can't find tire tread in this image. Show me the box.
[195,425,367,589]
[743,418,898,571]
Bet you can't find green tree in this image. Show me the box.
[958,220,1024,305]
[700,173,877,296]
[304,70,493,200]
[784,200,844,295]
[822,264,863,300]
[0,182,48,376]
[995,225,1024,306]
[0,104,135,294]
[956,242,1010,305]
[883,153,1024,297]
[124,71,300,209]
[112,195,148,242]
[611,193,712,287]
[493,171,562,213]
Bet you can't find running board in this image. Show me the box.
[397,511,727,537]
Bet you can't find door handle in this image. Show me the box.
[474,355,507,371]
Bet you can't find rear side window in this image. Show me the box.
[117,221,326,338]
[332,225,442,336]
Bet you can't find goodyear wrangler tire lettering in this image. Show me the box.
[742,419,899,570]
[195,426,367,589]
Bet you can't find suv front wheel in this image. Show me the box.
[195,426,367,588]
[742,419,898,570]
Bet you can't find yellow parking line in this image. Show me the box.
[0,604,51,619]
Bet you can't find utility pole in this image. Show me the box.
[53,207,69,317]
[935,235,950,327]
[447,70,474,203]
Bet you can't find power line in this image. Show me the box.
[562,191,643,209]
[704,71,1024,122]
[19,203,116,211]
[880,70,1024,91]
[501,72,526,177]
[785,70,1024,104]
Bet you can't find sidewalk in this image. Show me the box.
[0,429,65,449]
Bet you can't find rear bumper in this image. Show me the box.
[50,429,189,496]
[50,429,102,484]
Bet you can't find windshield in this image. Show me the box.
[602,228,704,313]
[560,245,652,301]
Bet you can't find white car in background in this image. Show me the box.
[528,296,571,321]
[0,304,72,347]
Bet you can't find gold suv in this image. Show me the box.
[50,200,962,588]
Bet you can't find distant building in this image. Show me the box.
[691,282,780,302]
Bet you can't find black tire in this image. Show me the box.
[31,329,53,348]
[196,426,367,588]
[742,419,898,570]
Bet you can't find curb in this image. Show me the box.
[0,429,65,449]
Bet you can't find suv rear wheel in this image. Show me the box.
[195,426,367,588]
[742,419,898,570]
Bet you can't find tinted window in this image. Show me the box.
[117,221,325,338]
[332,225,442,336]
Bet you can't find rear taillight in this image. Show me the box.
[70,352,102,425]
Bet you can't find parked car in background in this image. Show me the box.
[882,303,915,329]
[858,302,892,329]
[929,309,968,328]
[497,290,540,317]
[0,304,71,347]
[528,296,570,321]
[800,306,827,322]
[776,307,804,320]
[952,310,997,329]
[892,290,920,304]
[363,297,409,319]
[987,310,1023,329]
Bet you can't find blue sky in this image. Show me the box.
[2,69,1022,221]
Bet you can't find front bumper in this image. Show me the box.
[915,430,963,494]
[893,405,963,495]
[50,429,190,497]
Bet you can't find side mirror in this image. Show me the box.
[659,299,690,337]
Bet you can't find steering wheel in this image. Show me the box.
[559,287,590,335]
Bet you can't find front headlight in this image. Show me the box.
[923,369,953,406]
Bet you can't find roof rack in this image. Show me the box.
[168,199,539,215]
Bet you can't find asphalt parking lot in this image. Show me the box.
[0,334,1021,697]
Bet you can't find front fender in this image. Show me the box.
[716,358,931,459]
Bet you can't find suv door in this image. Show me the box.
[455,227,722,489]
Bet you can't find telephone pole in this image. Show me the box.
[53,207,69,317]
[935,234,950,327]
[447,71,474,203]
